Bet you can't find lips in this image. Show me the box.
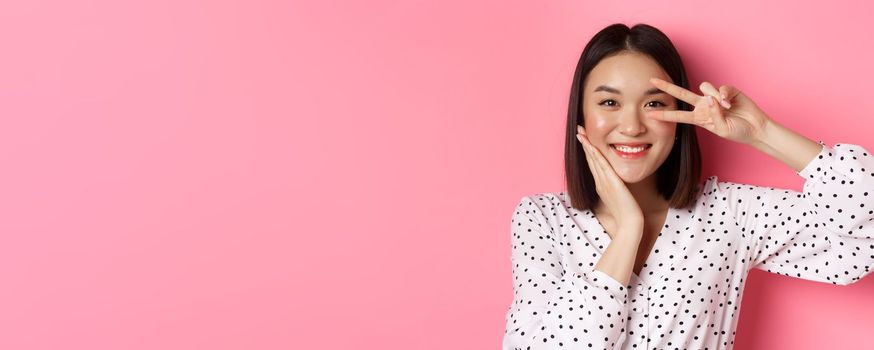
[609,143,652,159]
[610,143,651,147]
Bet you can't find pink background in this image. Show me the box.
[1,0,872,349]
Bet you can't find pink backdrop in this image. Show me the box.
[1,0,872,349]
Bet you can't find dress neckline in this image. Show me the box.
[583,204,675,286]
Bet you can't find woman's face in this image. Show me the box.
[581,51,678,184]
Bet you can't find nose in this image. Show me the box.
[618,109,646,136]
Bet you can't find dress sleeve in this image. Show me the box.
[502,195,630,350]
[718,141,874,285]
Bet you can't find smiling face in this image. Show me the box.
[581,51,679,184]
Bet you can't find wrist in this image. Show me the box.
[749,116,777,148]
[746,116,822,172]
[612,227,643,244]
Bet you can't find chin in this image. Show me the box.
[618,173,648,184]
[612,165,656,183]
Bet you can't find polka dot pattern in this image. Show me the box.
[502,141,874,349]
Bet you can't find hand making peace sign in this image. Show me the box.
[646,78,771,146]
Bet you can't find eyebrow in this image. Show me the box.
[593,85,665,96]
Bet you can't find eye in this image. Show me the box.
[598,99,617,107]
[645,101,667,108]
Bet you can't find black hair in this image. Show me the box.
[564,23,702,211]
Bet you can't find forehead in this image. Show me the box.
[585,52,672,93]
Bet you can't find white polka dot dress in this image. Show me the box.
[502,142,874,350]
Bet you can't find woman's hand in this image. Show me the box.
[646,78,771,146]
[576,125,644,234]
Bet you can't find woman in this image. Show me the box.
[502,23,874,349]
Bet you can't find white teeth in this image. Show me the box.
[613,145,648,153]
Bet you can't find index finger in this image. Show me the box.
[650,77,701,106]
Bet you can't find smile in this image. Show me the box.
[610,144,652,159]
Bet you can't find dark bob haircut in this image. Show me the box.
[564,23,702,211]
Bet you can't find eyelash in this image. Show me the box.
[598,99,666,108]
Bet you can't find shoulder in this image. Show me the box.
[701,175,784,199]
[510,192,576,241]
[512,191,568,221]
[699,175,803,220]
[515,191,565,208]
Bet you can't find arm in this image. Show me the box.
[748,117,824,172]
[649,78,872,284]
[502,196,630,350]
[718,139,874,285]
[594,227,643,286]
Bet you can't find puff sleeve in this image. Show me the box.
[718,142,874,285]
[502,196,630,350]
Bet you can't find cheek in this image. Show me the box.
[649,121,677,138]
[583,112,612,137]
[591,118,611,130]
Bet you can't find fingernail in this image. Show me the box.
[706,96,714,107]
[720,99,731,109]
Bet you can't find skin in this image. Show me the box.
[575,49,824,284]
[578,51,678,228]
